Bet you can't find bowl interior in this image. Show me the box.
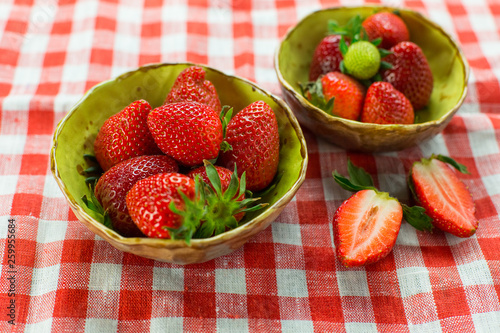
[52,62,307,242]
[277,6,468,124]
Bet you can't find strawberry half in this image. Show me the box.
[165,66,222,113]
[381,41,433,110]
[218,101,280,192]
[333,160,432,266]
[93,155,179,237]
[334,189,403,267]
[301,71,366,120]
[147,101,223,167]
[93,99,161,171]
[409,155,478,237]
[126,172,200,240]
[361,81,414,124]
[362,11,410,50]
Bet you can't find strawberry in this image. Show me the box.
[218,101,280,192]
[93,99,160,171]
[301,71,365,120]
[361,81,414,124]
[409,155,478,237]
[165,66,222,114]
[309,35,346,81]
[342,40,381,80]
[147,102,223,167]
[334,189,403,267]
[93,155,179,237]
[332,160,432,266]
[362,11,410,49]
[125,173,200,240]
[381,41,433,110]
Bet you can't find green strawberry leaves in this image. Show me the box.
[434,154,470,174]
[82,185,113,230]
[298,80,334,114]
[333,159,433,233]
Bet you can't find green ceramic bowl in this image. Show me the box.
[275,6,469,152]
[50,62,308,264]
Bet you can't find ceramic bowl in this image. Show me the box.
[275,6,469,152]
[50,62,308,264]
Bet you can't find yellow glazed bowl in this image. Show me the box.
[275,6,469,152]
[50,62,308,264]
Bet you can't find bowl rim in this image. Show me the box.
[274,5,470,131]
[50,61,309,250]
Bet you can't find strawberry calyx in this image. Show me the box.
[166,175,207,244]
[82,184,113,229]
[334,159,433,232]
[194,161,266,238]
[298,79,334,114]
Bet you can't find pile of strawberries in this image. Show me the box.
[302,11,434,124]
[83,66,280,242]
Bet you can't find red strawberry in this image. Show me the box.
[361,81,414,124]
[309,35,347,81]
[94,155,179,237]
[218,101,279,192]
[362,12,410,49]
[147,102,223,167]
[409,155,477,237]
[332,159,432,266]
[381,41,433,110]
[303,71,366,120]
[188,164,246,223]
[333,189,403,267]
[165,66,222,113]
[94,99,160,171]
[126,173,199,239]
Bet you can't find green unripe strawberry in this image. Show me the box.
[343,41,381,80]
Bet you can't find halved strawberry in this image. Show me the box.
[93,99,160,171]
[409,155,477,237]
[92,155,179,237]
[147,101,223,167]
[333,160,432,267]
[334,189,403,267]
[165,66,222,113]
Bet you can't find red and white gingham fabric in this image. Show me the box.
[1,0,500,332]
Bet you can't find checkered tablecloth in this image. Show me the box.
[1,0,500,332]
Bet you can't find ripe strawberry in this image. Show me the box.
[362,12,410,49]
[165,66,222,114]
[409,155,477,237]
[361,81,414,124]
[332,160,432,266]
[94,99,160,171]
[381,41,433,110]
[126,173,200,239]
[188,163,246,223]
[93,155,179,237]
[333,189,403,267]
[309,35,346,81]
[218,101,279,192]
[301,71,365,120]
[147,102,223,167]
